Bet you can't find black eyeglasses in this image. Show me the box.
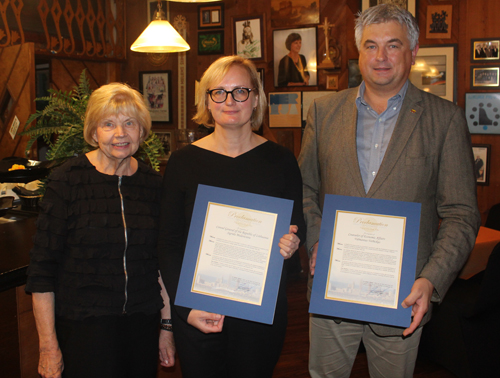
[206,88,255,103]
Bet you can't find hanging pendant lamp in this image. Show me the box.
[130,0,190,53]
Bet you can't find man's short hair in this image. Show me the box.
[354,4,420,51]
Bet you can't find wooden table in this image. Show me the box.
[459,226,500,279]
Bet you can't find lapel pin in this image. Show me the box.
[410,109,416,113]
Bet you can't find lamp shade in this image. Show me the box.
[130,20,190,53]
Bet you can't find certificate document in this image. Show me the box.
[309,195,421,328]
[175,185,293,324]
[192,202,277,305]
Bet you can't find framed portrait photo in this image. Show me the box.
[471,38,500,63]
[465,93,500,134]
[273,27,317,87]
[472,144,491,186]
[471,66,500,88]
[198,31,224,55]
[409,45,456,103]
[139,71,172,123]
[198,3,224,29]
[232,15,265,61]
[362,0,416,17]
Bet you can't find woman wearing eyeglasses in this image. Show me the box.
[158,55,305,378]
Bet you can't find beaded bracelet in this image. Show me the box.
[160,318,173,332]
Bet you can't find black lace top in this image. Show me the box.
[26,155,164,320]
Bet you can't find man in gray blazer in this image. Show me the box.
[299,4,480,378]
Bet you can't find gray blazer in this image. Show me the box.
[298,82,481,335]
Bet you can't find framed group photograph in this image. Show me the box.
[465,93,500,134]
[232,15,265,60]
[472,144,491,186]
[273,27,317,87]
[198,3,224,29]
[154,130,173,163]
[471,38,499,63]
[471,66,500,88]
[139,71,172,123]
[409,45,456,103]
[198,31,224,55]
[362,0,416,17]
[326,73,339,90]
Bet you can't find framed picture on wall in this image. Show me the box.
[409,45,456,103]
[326,73,339,90]
[139,71,172,123]
[270,0,319,28]
[273,27,317,87]
[154,130,173,163]
[472,144,491,186]
[268,92,302,128]
[471,38,500,63]
[465,93,500,134]
[426,5,452,39]
[232,15,265,61]
[198,31,224,55]
[362,0,416,17]
[198,3,224,29]
[471,66,500,88]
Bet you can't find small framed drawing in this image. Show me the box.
[471,38,499,63]
[348,59,363,88]
[472,144,490,186]
[409,45,456,103]
[426,5,452,39]
[268,92,302,128]
[362,0,416,17]
[147,0,167,24]
[465,93,500,134]
[154,130,173,163]
[471,66,499,88]
[198,31,224,55]
[198,3,224,29]
[139,71,172,123]
[273,27,317,87]
[232,15,265,61]
[326,73,339,90]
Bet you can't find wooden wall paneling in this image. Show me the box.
[0,43,36,161]
[49,59,110,93]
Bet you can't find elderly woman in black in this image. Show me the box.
[277,32,310,86]
[26,83,175,378]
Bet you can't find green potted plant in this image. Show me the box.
[22,70,164,194]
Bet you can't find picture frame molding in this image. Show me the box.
[470,66,500,88]
[198,2,224,29]
[472,144,491,186]
[232,14,266,61]
[139,70,172,124]
[471,38,500,63]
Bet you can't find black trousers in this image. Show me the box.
[172,298,288,378]
[56,312,159,378]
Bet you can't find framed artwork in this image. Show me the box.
[326,73,339,90]
[154,130,173,162]
[198,3,224,29]
[471,38,500,63]
[409,45,456,103]
[471,67,499,88]
[472,144,490,186]
[147,0,167,24]
[465,93,500,134]
[348,59,363,88]
[302,91,331,126]
[426,5,452,39]
[139,71,172,123]
[269,92,302,128]
[270,0,319,28]
[198,31,224,55]
[362,0,416,17]
[232,15,265,61]
[273,27,317,87]
[257,68,265,91]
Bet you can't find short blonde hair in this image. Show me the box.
[192,56,266,131]
[84,82,151,147]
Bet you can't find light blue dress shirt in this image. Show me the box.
[355,80,409,193]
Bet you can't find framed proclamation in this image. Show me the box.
[175,185,293,324]
[309,195,421,328]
